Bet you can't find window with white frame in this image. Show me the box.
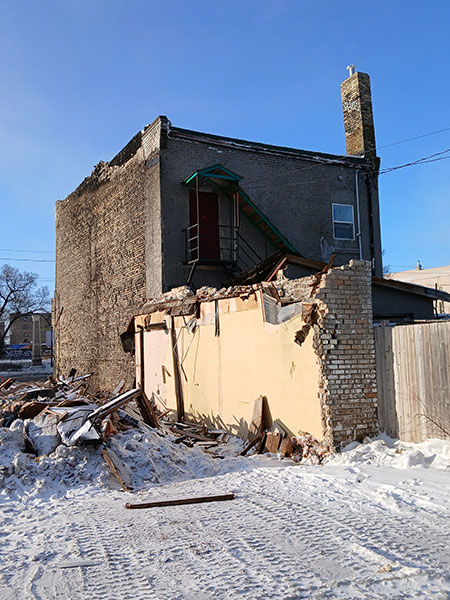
[332,203,355,240]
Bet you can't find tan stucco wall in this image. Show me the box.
[136,292,324,440]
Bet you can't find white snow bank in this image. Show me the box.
[0,423,260,502]
[328,434,450,471]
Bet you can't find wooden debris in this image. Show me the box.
[169,426,213,442]
[125,493,235,509]
[110,380,126,397]
[89,389,142,421]
[264,431,282,454]
[279,437,294,457]
[102,449,133,491]
[18,401,54,420]
[21,388,55,401]
[248,396,265,442]
[0,377,15,390]
[239,431,264,456]
[135,390,159,428]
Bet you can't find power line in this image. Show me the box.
[244,147,450,191]
[0,257,55,263]
[0,248,54,254]
[242,127,450,188]
[377,127,450,150]
[379,148,450,175]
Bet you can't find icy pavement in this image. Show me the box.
[1,437,450,599]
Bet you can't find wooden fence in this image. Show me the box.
[375,320,450,442]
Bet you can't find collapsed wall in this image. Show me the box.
[132,259,378,449]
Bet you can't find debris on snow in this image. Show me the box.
[0,373,255,501]
[125,492,235,509]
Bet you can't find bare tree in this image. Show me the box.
[0,264,50,355]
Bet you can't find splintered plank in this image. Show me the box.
[264,432,282,454]
[125,493,235,509]
[0,377,15,391]
[169,426,212,442]
[239,431,264,456]
[248,395,265,441]
[102,449,133,491]
[135,390,159,428]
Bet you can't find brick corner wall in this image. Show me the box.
[314,259,378,449]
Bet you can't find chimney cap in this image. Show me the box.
[346,65,356,77]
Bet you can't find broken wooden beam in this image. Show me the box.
[0,377,15,391]
[135,390,159,428]
[89,388,142,421]
[169,426,213,442]
[239,431,264,456]
[125,493,235,509]
[102,449,133,491]
[170,315,185,422]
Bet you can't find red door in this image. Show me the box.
[189,191,220,260]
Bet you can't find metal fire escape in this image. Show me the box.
[182,164,298,283]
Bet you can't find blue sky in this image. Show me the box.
[1,0,449,288]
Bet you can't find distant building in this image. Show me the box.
[9,313,52,347]
[387,265,450,315]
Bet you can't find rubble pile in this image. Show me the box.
[138,278,311,316]
[0,374,247,498]
[0,374,329,500]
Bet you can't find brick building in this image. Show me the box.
[9,312,52,347]
[54,68,383,390]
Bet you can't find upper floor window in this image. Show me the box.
[332,204,355,240]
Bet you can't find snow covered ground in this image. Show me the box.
[1,435,450,599]
[0,359,53,382]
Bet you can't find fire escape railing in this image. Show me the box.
[184,224,263,271]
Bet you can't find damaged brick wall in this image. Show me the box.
[54,151,151,391]
[274,260,378,448]
[313,260,378,448]
[54,118,166,391]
